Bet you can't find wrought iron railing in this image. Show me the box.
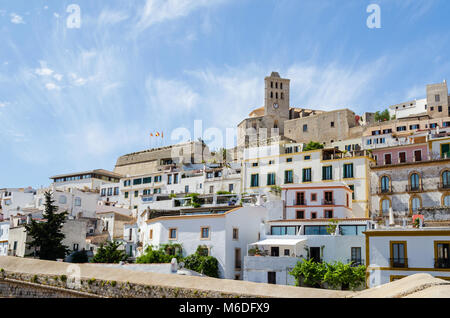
[434,258,450,269]
[406,184,423,192]
[390,258,408,268]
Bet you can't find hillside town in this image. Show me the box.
[1,72,450,289]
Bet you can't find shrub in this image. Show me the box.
[91,240,127,264]
[70,250,89,263]
[136,245,183,264]
[303,141,324,151]
[183,253,219,278]
[60,275,67,282]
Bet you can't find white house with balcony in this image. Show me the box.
[141,205,267,279]
[365,227,450,287]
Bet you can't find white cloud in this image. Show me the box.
[0,101,10,108]
[135,0,225,32]
[146,76,199,111]
[35,62,54,76]
[10,13,25,24]
[54,13,60,18]
[53,73,63,81]
[98,9,129,25]
[45,83,60,91]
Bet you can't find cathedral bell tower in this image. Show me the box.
[264,72,290,135]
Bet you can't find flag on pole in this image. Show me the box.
[150,133,153,137]
[155,132,160,137]
[161,132,164,138]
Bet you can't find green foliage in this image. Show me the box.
[24,191,69,260]
[270,185,282,195]
[290,259,366,290]
[111,281,117,287]
[91,240,128,263]
[326,219,339,235]
[88,278,96,285]
[216,191,231,195]
[375,109,390,122]
[136,244,183,264]
[185,193,202,208]
[60,275,67,282]
[31,275,38,283]
[303,141,324,151]
[183,253,219,278]
[169,193,177,199]
[70,250,89,263]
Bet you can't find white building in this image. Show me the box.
[0,188,36,218]
[142,206,268,280]
[365,227,450,287]
[0,221,9,256]
[49,169,122,192]
[242,141,374,218]
[388,98,427,120]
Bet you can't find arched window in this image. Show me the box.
[270,91,273,98]
[381,176,390,193]
[281,92,284,100]
[274,121,278,129]
[443,171,450,188]
[411,197,421,213]
[381,199,390,215]
[443,195,450,206]
[280,83,283,89]
[410,173,420,190]
[276,92,278,99]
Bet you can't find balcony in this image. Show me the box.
[322,199,335,205]
[434,258,450,269]
[295,200,306,206]
[376,186,393,195]
[405,185,423,192]
[438,183,450,191]
[390,258,408,268]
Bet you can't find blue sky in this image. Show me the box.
[0,0,450,188]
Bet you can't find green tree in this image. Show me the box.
[289,258,326,288]
[326,219,339,235]
[136,243,183,264]
[303,141,324,151]
[24,191,69,260]
[183,253,219,278]
[374,109,390,122]
[70,250,89,263]
[91,241,127,263]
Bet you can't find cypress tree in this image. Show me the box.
[24,191,69,260]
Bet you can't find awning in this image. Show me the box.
[249,238,307,246]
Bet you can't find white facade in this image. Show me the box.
[0,221,9,256]
[282,182,354,220]
[142,206,268,279]
[62,219,88,253]
[242,142,373,218]
[366,228,450,288]
[0,188,36,218]
[388,98,427,119]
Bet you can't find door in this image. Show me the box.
[385,154,392,165]
[271,247,279,257]
[399,152,406,163]
[436,243,450,268]
[310,247,321,262]
[414,150,422,162]
[268,272,276,284]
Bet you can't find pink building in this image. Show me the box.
[282,182,354,220]
[372,143,429,166]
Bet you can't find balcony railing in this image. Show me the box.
[322,199,335,205]
[296,200,306,206]
[438,183,450,191]
[377,186,393,195]
[434,258,450,269]
[390,258,408,268]
[405,184,423,192]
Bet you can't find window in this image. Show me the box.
[330,121,335,127]
[324,191,333,205]
[169,228,177,240]
[296,210,305,219]
[268,160,275,165]
[143,177,152,184]
[304,155,311,160]
[123,180,131,187]
[411,196,421,213]
[133,178,142,185]
[349,185,355,200]
[434,242,450,268]
[311,212,317,219]
[304,225,328,235]
[351,247,362,265]
[73,244,79,251]
[385,153,392,165]
[435,94,441,102]
[303,124,308,132]
[233,228,239,240]
[124,192,129,199]
[399,152,406,163]
[228,184,234,193]
[286,157,293,163]
[252,162,258,167]
[267,173,276,186]
[185,185,189,193]
[107,188,113,196]
[149,229,153,240]
[174,174,179,184]
[340,225,366,236]
[302,168,312,182]
[410,124,420,130]
[444,195,450,206]
[101,189,106,197]
[154,175,162,183]
[381,199,390,215]
[167,175,172,184]
[343,163,354,179]
[200,227,210,239]
[134,191,139,198]
[443,171,450,188]
[390,241,407,268]
[296,192,305,205]
[396,126,407,132]
[209,186,214,194]
[271,226,297,235]
[381,176,391,193]
[285,147,293,154]
[311,193,317,201]
[250,174,259,187]
[74,197,81,207]
[284,170,293,184]
[284,249,290,256]
[410,173,420,190]
[235,248,242,269]
[59,195,67,204]
[114,187,119,195]
[430,123,437,128]
[324,210,333,218]
[153,188,161,194]
[439,106,443,112]
[322,166,332,180]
